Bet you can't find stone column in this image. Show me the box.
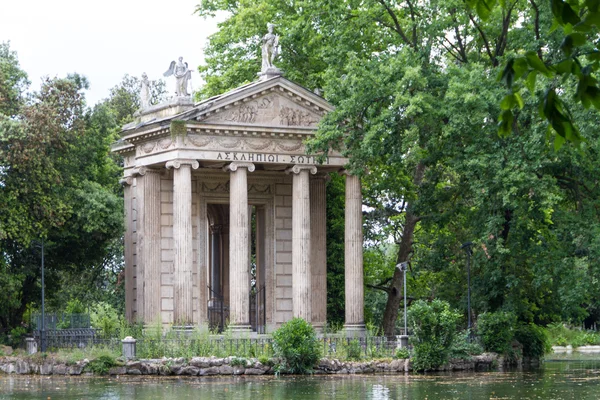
[310,175,328,330]
[135,167,162,325]
[344,172,366,335]
[120,176,135,323]
[223,161,255,332]
[166,159,199,327]
[210,225,222,299]
[287,165,317,321]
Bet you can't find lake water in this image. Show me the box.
[1,356,600,399]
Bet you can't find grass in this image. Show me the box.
[545,323,600,347]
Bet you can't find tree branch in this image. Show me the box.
[528,0,543,61]
[376,0,414,48]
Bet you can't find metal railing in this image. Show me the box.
[31,313,90,330]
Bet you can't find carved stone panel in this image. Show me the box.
[203,94,321,127]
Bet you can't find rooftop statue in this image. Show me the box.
[261,23,280,73]
[140,72,151,109]
[164,57,192,97]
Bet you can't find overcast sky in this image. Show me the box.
[0,0,223,106]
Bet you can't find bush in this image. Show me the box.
[477,311,517,354]
[395,347,410,359]
[449,332,484,360]
[514,323,550,359]
[90,302,120,338]
[346,339,362,360]
[87,355,117,375]
[408,300,462,371]
[272,318,321,374]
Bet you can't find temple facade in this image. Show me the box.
[113,73,365,335]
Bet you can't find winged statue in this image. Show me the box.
[164,57,192,97]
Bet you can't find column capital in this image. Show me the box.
[166,159,200,170]
[286,165,317,175]
[210,224,223,234]
[119,176,133,186]
[132,166,162,177]
[223,162,255,173]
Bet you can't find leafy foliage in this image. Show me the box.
[515,323,551,358]
[272,318,321,374]
[477,311,517,354]
[408,300,462,371]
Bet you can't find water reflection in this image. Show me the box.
[1,360,600,400]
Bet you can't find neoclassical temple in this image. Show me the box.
[113,45,365,335]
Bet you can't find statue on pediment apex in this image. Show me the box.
[261,23,280,73]
[164,57,192,97]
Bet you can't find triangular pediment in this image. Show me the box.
[181,76,333,130]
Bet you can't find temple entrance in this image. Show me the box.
[207,203,266,333]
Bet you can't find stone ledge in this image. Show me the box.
[0,354,499,376]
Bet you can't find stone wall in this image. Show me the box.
[0,354,498,376]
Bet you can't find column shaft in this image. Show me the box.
[121,179,134,323]
[310,177,327,329]
[226,162,254,331]
[344,174,365,332]
[292,169,312,321]
[173,164,194,325]
[138,169,162,325]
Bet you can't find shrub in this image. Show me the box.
[230,356,247,367]
[87,355,117,375]
[449,333,484,360]
[408,300,461,371]
[477,311,517,354]
[346,339,362,361]
[514,323,550,359]
[395,347,410,359]
[90,302,121,338]
[272,318,321,374]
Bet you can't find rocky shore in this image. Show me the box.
[0,354,498,376]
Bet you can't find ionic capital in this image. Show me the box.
[166,159,200,170]
[132,166,162,176]
[285,165,318,175]
[223,162,255,173]
[119,176,133,186]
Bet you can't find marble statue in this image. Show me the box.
[261,23,280,72]
[140,73,151,109]
[164,57,192,97]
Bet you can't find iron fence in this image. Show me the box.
[31,313,90,330]
[32,329,120,352]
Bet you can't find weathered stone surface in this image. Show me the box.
[1,346,13,356]
[233,367,245,375]
[109,367,127,375]
[141,363,159,375]
[209,357,224,367]
[39,362,53,375]
[219,365,233,375]
[190,357,210,368]
[244,368,265,375]
[127,368,142,375]
[67,364,84,375]
[177,366,200,376]
[199,366,220,376]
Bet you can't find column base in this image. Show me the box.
[344,323,366,338]
[312,321,326,334]
[228,324,252,337]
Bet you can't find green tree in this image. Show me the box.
[104,74,167,125]
[0,44,124,332]
[195,1,600,336]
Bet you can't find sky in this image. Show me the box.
[0,0,223,106]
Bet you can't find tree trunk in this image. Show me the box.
[382,161,425,337]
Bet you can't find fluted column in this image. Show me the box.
[135,167,162,325]
[120,176,135,323]
[287,165,317,321]
[224,161,255,332]
[210,224,223,298]
[166,159,199,327]
[310,175,328,330]
[344,172,365,335]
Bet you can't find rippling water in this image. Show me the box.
[2,358,600,399]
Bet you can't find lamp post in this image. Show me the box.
[396,261,409,348]
[461,242,473,334]
[40,239,46,352]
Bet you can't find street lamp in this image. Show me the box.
[396,261,409,348]
[33,239,46,352]
[461,242,473,334]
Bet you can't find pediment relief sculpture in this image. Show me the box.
[203,93,321,128]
